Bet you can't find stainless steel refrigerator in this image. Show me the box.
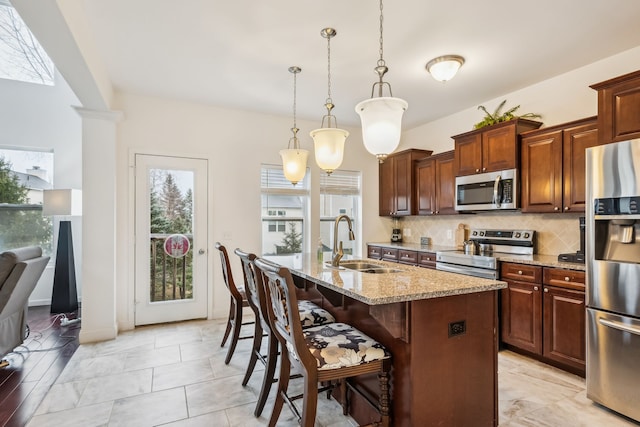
[586,139,640,422]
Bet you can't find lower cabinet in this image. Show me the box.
[366,245,436,269]
[500,262,585,375]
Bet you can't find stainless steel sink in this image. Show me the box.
[338,261,402,274]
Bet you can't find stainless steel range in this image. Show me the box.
[436,229,536,279]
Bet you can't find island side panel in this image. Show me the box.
[410,291,499,427]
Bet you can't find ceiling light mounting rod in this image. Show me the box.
[374,0,391,97]
[321,27,337,129]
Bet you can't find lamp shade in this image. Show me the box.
[42,189,82,216]
[355,97,407,161]
[280,148,309,185]
[311,128,349,175]
[426,55,465,82]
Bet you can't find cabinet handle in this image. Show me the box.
[430,211,434,214]
[544,288,549,293]
[534,286,539,291]
[475,168,480,173]
[564,276,570,281]
[564,206,569,211]
[517,270,523,275]
[435,210,439,214]
[482,167,486,172]
[554,207,559,211]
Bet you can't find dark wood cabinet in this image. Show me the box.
[415,150,456,215]
[367,245,382,260]
[398,249,418,265]
[366,245,436,269]
[501,262,585,376]
[591,69,640,145]
[521,117,598,213]
[417,252,436,269]
[380,247,399,262]
[379,149,432,216]
[453,119,542,176]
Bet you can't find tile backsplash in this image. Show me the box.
[393,211,583,255]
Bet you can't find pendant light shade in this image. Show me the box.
[357,0,407,163]
[355,96,407,162]
[311,27,348,175]
[280,66,309,186]
[310,127,348,175]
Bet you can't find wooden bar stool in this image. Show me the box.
[234,249,335,417]
[215,242,253,364]
[254,257,392,427]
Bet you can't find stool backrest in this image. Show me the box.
[254,258,314,367]
[234,248,268,327]
[215,242,243,300]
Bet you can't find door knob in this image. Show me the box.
[199,249,206,255]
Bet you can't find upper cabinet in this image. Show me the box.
[452,119,542,176]
[415,150,457,215]
[520,117,598,213]
[379,149,432,216]
[590,69,640,145]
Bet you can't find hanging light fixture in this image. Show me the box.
[355,0,407,163]
[311,28,349,175]
[426,55,465,82]
[280,66,309,186]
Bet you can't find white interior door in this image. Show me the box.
[134,154,208,325]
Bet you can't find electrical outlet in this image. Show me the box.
[447,230,453,239]
[403,228,411,237]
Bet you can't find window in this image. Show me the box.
[0,147,54,254]
[319,170,362,258]
[261,164,309,265]
[0,3,55,85]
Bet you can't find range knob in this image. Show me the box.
[514,232,521,238]
[472,230,478,236]
[479,231,485,236]
[523,232,530,238]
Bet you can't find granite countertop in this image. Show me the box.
[368,242,586,271]
[275,254,506,306]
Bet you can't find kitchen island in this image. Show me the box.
[277,255,507,427]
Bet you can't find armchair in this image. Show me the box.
[0,246,49,359]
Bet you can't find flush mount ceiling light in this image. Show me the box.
[280,66,309,186]
[355,0,408,164]
[426,55,465,82]
[310,28,349,175]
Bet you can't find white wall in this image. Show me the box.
[0,72,82,305]
[112,92,387,329]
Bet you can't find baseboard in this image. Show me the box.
[79,324,117,344]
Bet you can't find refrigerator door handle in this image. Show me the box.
[599,318,640,336]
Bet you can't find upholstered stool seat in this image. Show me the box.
[297,300,335,329]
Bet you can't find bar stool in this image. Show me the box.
[215,242,253,364]
[254,257,392,427]
[234,248,335,417]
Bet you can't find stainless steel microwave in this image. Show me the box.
[455,168,517,211]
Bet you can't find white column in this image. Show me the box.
[75,107,123,343]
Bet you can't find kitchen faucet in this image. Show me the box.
[332,214,355,267]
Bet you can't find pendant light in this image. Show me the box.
[311,28,349,175]
[355,0,407,163]
[280,66,309,186]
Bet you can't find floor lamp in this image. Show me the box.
[43,189,82,314]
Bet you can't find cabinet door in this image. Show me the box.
[393,151,414,216]
[562,121,598,213]
[398,249,418,265]
[415,158,436,215]
[454,133,483,176]
[543,285,586,372]
[501,280,542,354]
[593,72,640,144]
[435,152,457,214]
[379,157,395,216]
[482,124,518,173]
[367,245,382,260]
[521,130,563,213]
[417,252,436,269]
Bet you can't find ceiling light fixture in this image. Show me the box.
[310,28,349,175]
[426,55,465,82]
[355,0,407,163]
[280,66,309,186]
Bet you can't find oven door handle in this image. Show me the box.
[599,318,640,336]
[436,262,498,280]
[493,175,501,207]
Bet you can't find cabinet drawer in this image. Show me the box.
[418,252,437,269]
[543,268,585,291]
[398,249,418,265]
[381,247,399,261]
[501,263,542,283]
[368,245,382,260]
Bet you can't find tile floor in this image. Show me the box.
[25,318,639,427]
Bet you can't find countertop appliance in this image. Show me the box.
[391,228,402,243]
[436,228,535,279]
[455,168,518,211]
[586,139,640,422]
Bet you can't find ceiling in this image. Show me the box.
[81,0,640,129]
